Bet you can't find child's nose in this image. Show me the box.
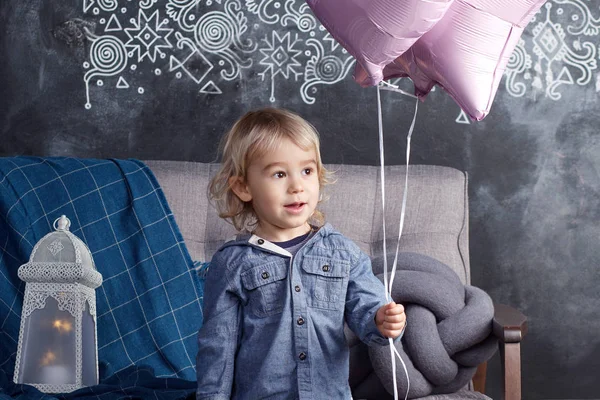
[288,176,303,193]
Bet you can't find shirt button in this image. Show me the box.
[297,317,305,325]
[261,271,269,279]
[322,264,330,272]
[294,285,301,292]
[258,239,265,245]
[299,352,306,360]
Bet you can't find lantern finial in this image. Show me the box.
[54,215,71,231]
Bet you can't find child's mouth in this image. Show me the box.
[284,202,305,213]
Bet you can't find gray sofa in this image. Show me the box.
[146,160,527,400]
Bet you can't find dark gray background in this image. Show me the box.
[2,0,600,398]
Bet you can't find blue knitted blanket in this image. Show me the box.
[0,157,203,399]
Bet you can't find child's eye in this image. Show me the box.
[302,168,313,176]
[274,171,286,178]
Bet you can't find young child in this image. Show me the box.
[196,108,406,400]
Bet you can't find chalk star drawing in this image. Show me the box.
[259,30,302,102]
[80,0,600,120]
[322,31,345,53]
[125,9,174,62]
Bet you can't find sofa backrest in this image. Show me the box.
[145,161,471,284]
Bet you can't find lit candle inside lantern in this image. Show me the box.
[40,351,56,366]
[52,319,73,333]
[39,350,70,384]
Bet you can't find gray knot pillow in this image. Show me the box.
[369,252,498,398]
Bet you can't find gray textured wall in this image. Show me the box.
[2,0,600,398]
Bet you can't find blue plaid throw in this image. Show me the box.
[0,157,204,399]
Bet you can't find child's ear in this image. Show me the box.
[229,176,253,202]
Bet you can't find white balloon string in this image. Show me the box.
[377,84,398,400]
[376,85,390,303]
[390,98,418,292]
[377,83,397,400]
[393,345,410,400]
[377,81,418,400]
[378,80,418,99]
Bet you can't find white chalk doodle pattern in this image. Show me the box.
[504,1,599,100]
[81,0,599,116]
[81,0,353,108]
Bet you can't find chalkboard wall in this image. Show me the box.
[2,0,600,398]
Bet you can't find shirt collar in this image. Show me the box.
[221,223,333,257]
[248,234,292,257]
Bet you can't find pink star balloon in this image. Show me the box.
[305,0,455,87]
[353,0,547,120]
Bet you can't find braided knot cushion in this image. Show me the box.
[369,253,498,398]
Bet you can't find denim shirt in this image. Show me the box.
[196,223,391,400]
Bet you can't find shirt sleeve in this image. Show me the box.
[344,250,390,347]
[196,252,241,400]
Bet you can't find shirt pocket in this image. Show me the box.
[241,262,288,318]
[301,256,349,310]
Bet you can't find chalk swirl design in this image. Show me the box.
[296,14,316,32]
[195,12,235,52]
[281,1,316,33]
[505,39,530,97]
[89,35,127,73]
[140,0,155,10]
[301,38,354,104]
[315,56,343,81]
[98,0,118,12]
[84,31,128,108]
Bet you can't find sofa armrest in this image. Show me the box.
[492,303,528,400]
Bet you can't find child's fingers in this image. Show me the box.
[381,325,405,339]
[382,321,405,331]
[385,303,405,315]
[384,313,406,323]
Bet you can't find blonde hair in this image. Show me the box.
[209,108,333,231]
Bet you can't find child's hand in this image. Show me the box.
[375,302,406,339]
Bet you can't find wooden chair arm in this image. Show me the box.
[473,303,528,400]
[493,303,528,343]
[495,303,528,400]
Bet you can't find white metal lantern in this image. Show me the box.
[13,215,103,393]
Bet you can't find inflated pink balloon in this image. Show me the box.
[366,0,547,120]
[305,0,455,87]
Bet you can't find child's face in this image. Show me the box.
[232,137,320,242]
